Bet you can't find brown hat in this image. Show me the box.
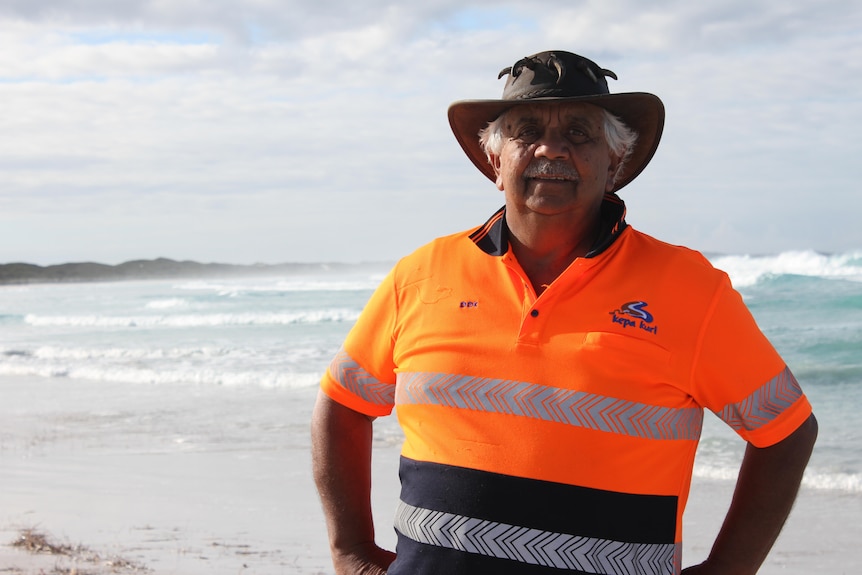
[447,50,665,191]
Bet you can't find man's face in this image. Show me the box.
[490,102,620,219]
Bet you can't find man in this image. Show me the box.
[312,50,817,575]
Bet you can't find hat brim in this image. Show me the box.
[447,92,665,192]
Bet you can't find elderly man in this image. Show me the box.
[312,50,817,575]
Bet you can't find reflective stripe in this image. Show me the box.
[396,372,703,441]
[718,366,803,432]
[329,347,394,406]
[395,501,678,574]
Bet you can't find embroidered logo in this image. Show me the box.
[610,301,658,334]
[459,301,479,309]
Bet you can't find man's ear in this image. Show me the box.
[490,154,505,191]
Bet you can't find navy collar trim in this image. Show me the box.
[469,193,628,258]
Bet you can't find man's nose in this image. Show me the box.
[534,129,569,159]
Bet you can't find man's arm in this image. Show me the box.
[682,413,818,575]
[311,391,396,575]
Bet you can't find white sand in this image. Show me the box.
[0,374,857,574]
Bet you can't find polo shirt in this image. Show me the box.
[320,196,812,575]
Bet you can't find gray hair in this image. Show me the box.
[478,108,638,186]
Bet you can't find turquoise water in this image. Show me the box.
[1,250,859,494]
[699,252,862,491]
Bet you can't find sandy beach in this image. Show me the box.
[1,372,859,575]
[0,375,334,574]
[1,373,858,574]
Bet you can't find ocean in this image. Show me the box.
[0,249,860,572]
[1,251,861,492]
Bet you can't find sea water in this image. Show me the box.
[1,251,860,496]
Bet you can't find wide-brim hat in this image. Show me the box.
[448,50,665,192]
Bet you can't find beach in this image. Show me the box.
[1,253,860,573]
[0,376,401,574]
[0,375,858,574]
[0,377,329,574]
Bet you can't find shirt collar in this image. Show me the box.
[469,193,628,258]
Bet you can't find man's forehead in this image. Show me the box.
[501,102,604,124]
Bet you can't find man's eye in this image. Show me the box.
[568,129,591,143]
[517,127,539,141]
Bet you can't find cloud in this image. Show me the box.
[0,1,859,264]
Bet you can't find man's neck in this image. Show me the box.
[506,209,602,294]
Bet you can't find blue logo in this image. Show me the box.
[614,301,653,322]
[610,301,658,334]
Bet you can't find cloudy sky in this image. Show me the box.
[0,1,859,265]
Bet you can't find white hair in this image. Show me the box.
[478,107,638,186]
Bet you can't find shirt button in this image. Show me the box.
[530,309,539,318]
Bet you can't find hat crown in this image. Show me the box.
[498,51,618,101]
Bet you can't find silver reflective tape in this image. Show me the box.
[395,501,678,574]
[718,366,803,432]
[396,372,702,441]
[329,347,394,406]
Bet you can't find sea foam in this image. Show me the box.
[24,309,361,328]
[710,250,862,288]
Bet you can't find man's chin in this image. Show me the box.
[526,178,579,194]
[521,194,582,214]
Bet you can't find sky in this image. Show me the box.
[0,0,860,266]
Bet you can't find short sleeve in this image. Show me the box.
[319,265,399,417]
[690,277,812,447]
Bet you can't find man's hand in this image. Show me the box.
[680,562,723,574]
[332,541,396,575]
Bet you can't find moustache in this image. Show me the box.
[522,159,580,181]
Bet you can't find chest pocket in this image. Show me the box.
[575,331,674,396]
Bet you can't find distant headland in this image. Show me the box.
[0,258,391,285]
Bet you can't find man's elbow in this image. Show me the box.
[792,413,818,448]
[762,413,818,461]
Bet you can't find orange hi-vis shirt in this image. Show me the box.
[320,198,812,575]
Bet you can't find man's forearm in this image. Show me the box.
[686,414,818,574]
[311,391,395,574]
